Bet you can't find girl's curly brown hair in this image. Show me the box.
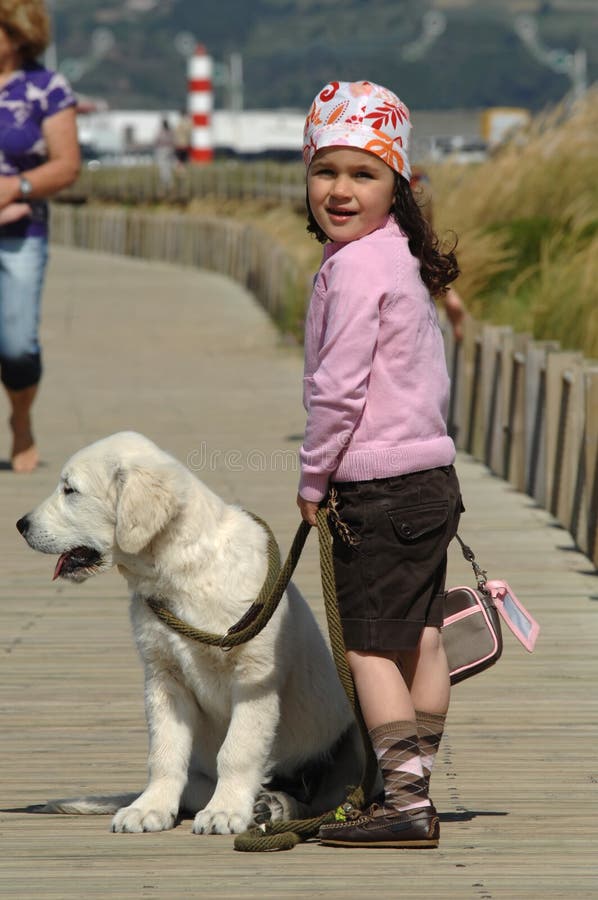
[306,174,459,297]
[0,0,50,63]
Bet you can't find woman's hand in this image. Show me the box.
[0,176,21,209]
[0,202,32,224]
[297,493,319,526]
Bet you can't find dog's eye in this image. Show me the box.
[63,485,77,495]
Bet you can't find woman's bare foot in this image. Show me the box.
[0,203,32,226]
[6,384,39,472]
[10,414,39,473]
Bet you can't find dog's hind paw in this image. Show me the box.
[252,790,300,824]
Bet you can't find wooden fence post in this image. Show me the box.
[503,333,530,490]
[581,367,598,565]
[544,351,583,522]
[482,325,513,475]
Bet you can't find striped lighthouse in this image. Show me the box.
[188,44,213,163]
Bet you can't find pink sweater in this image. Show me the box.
[299,215,455,502]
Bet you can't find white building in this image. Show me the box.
[77,109,306,159]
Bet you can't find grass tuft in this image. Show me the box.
[430,88,598,356]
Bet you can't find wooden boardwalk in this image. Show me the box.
[1,247,596,899]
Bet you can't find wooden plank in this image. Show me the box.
[504,333,530,491]
[544,351,583,523]
[556,359,585,535]
[456,316,483,455]
[583,367,598,565]
[486,326,513,477]
[524,341,560,506]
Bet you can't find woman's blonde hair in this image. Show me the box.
[0,0,50,62]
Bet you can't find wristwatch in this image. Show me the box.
[18,176,33,199]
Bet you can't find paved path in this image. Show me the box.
[1,247,596,899]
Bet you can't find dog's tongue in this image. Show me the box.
[53,553,68,581]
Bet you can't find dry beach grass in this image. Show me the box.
[430,88,598,357]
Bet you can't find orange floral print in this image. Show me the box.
[327,101,350,125]
[364,130,405,174]
[365,101,409,131]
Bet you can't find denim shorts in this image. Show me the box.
[0,236,48,389]
[328,466,463,652]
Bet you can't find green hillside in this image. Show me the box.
[53,0,597,111]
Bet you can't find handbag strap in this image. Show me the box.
[454,533,490,595]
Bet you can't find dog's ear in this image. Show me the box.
[115,463,183,554]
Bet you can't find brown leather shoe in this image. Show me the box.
[318,803,439,848]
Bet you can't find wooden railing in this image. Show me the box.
[50,202,598,567]
[63,163,305,206]
[444,321,598,566]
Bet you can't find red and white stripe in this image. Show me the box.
[188,44,213,163]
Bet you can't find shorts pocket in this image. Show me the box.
[387,501,449,544]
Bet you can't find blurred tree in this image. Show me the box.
[52,0,596,111]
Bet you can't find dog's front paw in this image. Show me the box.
[111,804,176,833]
[192,806,250,835]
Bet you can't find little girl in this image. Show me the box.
[297,81,463,849]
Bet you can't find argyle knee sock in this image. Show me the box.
[368,720,431,813]
[416,710,446,794]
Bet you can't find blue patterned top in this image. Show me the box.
[0,62,77,238]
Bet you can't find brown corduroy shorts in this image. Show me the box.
[328,465,463,653]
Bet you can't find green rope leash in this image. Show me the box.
[146,513,310,648]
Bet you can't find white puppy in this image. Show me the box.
[17,432,364,834]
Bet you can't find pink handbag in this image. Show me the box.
[443,536,540,685]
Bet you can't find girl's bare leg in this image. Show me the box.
[399,626,450,715]
[346,649,414,730]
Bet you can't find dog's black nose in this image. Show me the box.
[16,515,29,536]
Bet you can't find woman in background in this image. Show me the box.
[0,0,79,472]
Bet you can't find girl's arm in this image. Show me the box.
[299,255,382,502]
[0,107,80,209]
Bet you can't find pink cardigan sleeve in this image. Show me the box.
[298,255,384,501]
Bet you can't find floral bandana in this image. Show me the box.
[303,80,411,180]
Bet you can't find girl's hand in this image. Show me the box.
[297,493,319,526]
